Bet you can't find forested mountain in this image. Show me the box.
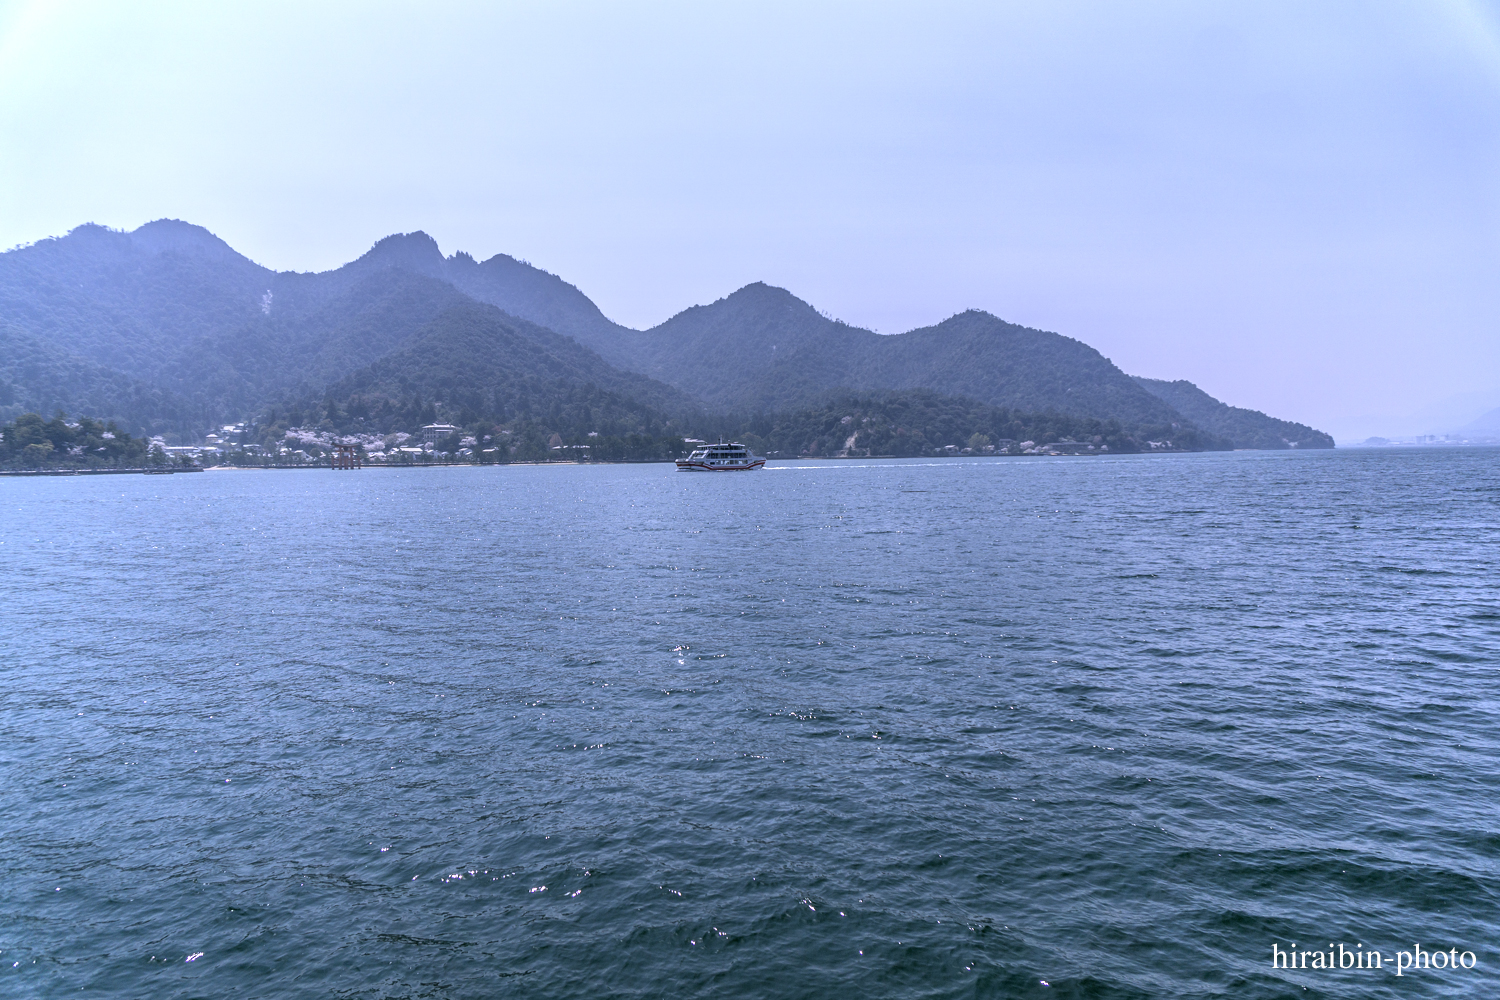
[0,219,1331,455]
[857,310,1183,424]
[459,276,1185,424]
[626,283,874,411]
[325,231,646,364]
[705,389,1229,459]
[0,222,672,434]
[623,284,1185,423]
[0,324,193,432]
[303,300,698,432]
[1132,378,1334,449]
[0,221,270,383]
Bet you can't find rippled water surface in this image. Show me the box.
[2,450,1498,998]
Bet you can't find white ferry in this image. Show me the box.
[676,441,766,471]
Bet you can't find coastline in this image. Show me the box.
[0,445,1384,478]
[0,467,206,477]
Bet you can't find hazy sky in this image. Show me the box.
[2,1,1497,437]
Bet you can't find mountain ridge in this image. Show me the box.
[1132,377,1334,450]
[0,219,1331,454]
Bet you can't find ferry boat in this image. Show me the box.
[676,441,766,471]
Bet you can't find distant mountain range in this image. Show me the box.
[1460,406,1500,436]
[0,220,1332,454]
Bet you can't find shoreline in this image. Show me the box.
[2,445,1395,478]
[0,467,206,477]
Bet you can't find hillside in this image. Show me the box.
[1132,378,1334,449]
[626,283,874,411]
[859,310,1182,424]
[0,324,195,432]
[323,231,648,365]
[462,278,1188,427]
[331,248,1217,432]
[0,222,271,391]
[0,222,683,436]
[306,300,698,430]
[0,219,1334,452]
[1460,406,1500,437]
[269,302,696,463]
[711,389,1229,459]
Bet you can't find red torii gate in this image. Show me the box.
[331,444,361,470]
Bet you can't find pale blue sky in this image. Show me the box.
[2,1,1497,437]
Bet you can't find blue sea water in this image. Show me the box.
[1,449,1497,999]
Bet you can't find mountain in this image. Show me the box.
[310,300,698,428]
[324,231,647,364]
[715,389,1227,459]
[856,310,1184,424]
[0,223,682,435]
[444,253,645,363]
[624,283,876,412]
[275,298,698,463]
[0,221,271,384]
[0,324,194,432]
[1132,378,1334,449]
[456,277,1188,426]
[351,249,1216,434]
[0,219,1331,453]
[1459,406,1500,437]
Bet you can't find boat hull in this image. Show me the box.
[674,459,766,472]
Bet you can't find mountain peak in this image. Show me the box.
[686,282,824,324]
[725,281,804,305]
[129,219,247,263]
[356,231,445,274]
[929,308,1012,331]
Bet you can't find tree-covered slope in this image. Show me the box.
[862,311,1183,425]
[719,389,1230,459]
[1132,377,1334,449]
[621,283,1185,427]
[0,222,274,381]
[0,412,156,469]
[0,219,1330,453]
[300,300,697,435]
[151,269,474,417]
[326,230,649,366]
[444,252,646,366]
[0,325,194,433]
[0,224,677,434]
[629,283,875,411]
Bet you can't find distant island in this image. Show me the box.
[0,220,1333,469]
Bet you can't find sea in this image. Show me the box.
[2,448,1496,999]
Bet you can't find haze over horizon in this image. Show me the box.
[3,1,1498,439]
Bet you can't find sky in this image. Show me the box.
[1,1,1497,438]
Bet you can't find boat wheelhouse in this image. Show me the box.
[676,441,766,472]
